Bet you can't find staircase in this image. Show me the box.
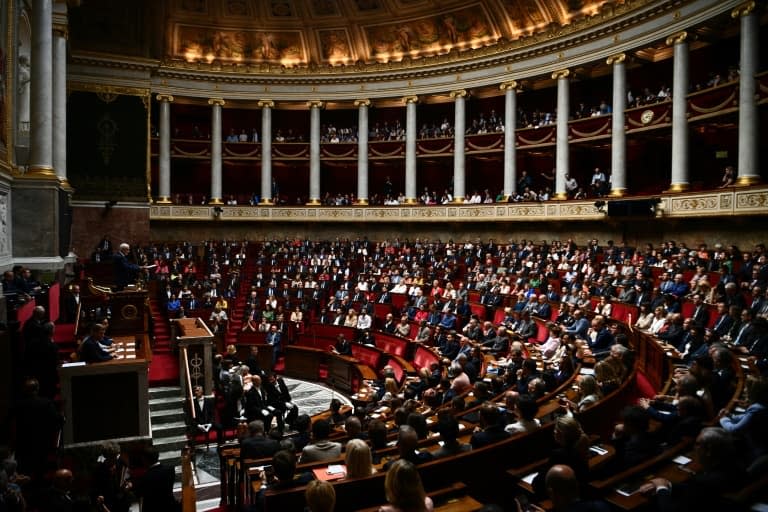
[148,299,179,385]
[149,385,187,470]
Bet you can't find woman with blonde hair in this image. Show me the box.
[574,374,602,412]
[345,438,375,479]
[532,415,590,498]
[305,479,336,512]
[378,459,433,512]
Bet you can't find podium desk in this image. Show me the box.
[60,355,150,446]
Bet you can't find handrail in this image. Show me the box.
[181,346,196,421]
[180,446,196,512]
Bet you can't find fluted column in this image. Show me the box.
[258,100,274,204]
[29,0,55,177]
[404,96,419,203]
[208,98,225,204]
[500,81,518,198]
[553,69,570,199]
[308,101,323,205]
[451,90,467,202]
[667,32,689,192]
[52,21,68,185]
[156,95,174,203]
[607,54,627,197]
[733,2,760,186]
[355,99,371,204]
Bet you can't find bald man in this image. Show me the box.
[544,464,610,512]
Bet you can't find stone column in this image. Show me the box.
[451,90,467,202]
[156,95,174,203]
[403,96,419,203]
[667,32,689,192]
[52,20,68,186]
[308,101,323,205]
[208,98,225,204]
[553,69,570,199]
[29,0,55,177]
[258,100,274,204]
[355,99,371,204]
[607,53,627,197]
[733,2,760,186]
[500,81,518,198]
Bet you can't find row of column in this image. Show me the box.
[28,0,68,185]
[155,3,760,205]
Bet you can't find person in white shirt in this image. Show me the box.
[504,395,541,434]
[357,311,372,330]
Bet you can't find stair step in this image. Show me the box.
[158,450,182,468]
[150,396,185,411]
[153,435,188,452]
[152,420,189,438]
[151,408,187,424]
[149,386,182,398]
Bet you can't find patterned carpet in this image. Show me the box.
[184,377,352,508]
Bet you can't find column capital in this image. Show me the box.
[156,94,174,103]
[307,100,325,109]
[354,99,371,108]
[606,53,626,65]
[499,80,519,91]
[257,99,274,109]
[731,1,756,18]
[551,69,570,80]
[52,24,69,39]
[665,31,688,46]
[402,95,419,105]
[208,98,225,106]
[449,89,468,99]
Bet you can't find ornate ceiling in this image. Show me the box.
[71,0,618,66]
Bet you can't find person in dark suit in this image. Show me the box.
[113,243,144,291]
[11,378,63,480]
[62,284,81,323]
[240,420,280,460]
[79,323,114,363]
[189,386,223,445]
[332,334,352,356]
[130,446,179,512]
[540,465,612,512]
[263,372,298,432]
[265,324,282,367]
[470,403,511,449]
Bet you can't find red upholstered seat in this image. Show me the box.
[412,345,439,371]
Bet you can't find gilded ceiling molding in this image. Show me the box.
[156,94,174,103]
[67,81,150,98]
[606,53,626,65]
[402,96,419,104]
[449,89,468,99]
[257,100,275,108]
[353,99,371,107]
[665,31,688,46]
[551,69,570,80]
[207,98,225,106]
[499,80,519,91]
[307,100,325,109]
[731,1,755,17]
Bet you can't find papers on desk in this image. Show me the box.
[326,465,345,475]
[62,362,86,367]
[522,472,538,485]
[589,445,608,456]
[458,423,466,430]
[426,418,434,425]
[369,413,381,419]
[387,440,397,447]
[615,480,643,497]
[579,368,595,375]
[673,455,692,465]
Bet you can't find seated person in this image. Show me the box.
[383,425,434,469]
[300,419,342,463]
[432,414,472,459]
[504,394,540,434]
[470,403,511,449]
[79,323,114,363]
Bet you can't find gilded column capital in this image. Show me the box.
[606,53,626,66]
[551,69,570,80]
[449,89,468,99]
[402,95,419,105]
[731,1,755,18]
[156,94,174,103]
[257,99,275,109]
[307,100,325,109]
[499,80,519,91]
[208,98,225,107]
[354,99,371,108]
[665,31,688,46]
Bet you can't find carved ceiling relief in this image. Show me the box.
[165,0,623,66]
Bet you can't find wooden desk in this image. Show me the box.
[60,356,150,446]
